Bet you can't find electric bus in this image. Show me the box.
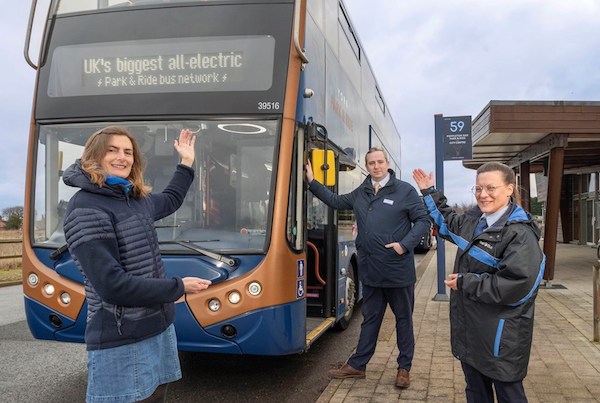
[22,0,401,355]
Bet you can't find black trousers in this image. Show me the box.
[461,361,528,403]
[348,284,414,371]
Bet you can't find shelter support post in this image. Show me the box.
[519,161,531,213]
[543,146,565,283]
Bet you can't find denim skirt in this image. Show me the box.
[86,324,182,403]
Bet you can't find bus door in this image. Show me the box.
[305,147,338,335]
[304,123,358,334]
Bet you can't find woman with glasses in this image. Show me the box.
[413,162,545,403]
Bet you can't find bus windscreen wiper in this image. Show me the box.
[160,240,237,267]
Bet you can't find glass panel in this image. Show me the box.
[572,199,580,243]
[307,192,328,230]
[586,199,594,244]
[337,163,362,241]
[595,201,600,233]
[33,119,278,252]
[375,86,385,114]
[338,3,360,61]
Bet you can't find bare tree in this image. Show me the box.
[452,202,476,214]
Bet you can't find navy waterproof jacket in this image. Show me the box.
[309,170,430,288]
[422,188,545,382]
[63,161,194,350]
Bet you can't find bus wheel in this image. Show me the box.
[335,263,357,330]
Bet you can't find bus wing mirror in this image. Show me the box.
[311,149,336,186]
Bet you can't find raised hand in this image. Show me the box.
[174,129,196,167]
[306,159,315,183]
[412,168,435,190]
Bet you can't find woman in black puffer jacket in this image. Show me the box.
[63,126,212,402]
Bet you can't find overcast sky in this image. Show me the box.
[2,0,600,213]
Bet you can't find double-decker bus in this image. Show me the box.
[23,0,401,355]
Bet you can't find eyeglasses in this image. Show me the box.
[471,185,506,195]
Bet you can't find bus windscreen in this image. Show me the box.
[48,36,275,97]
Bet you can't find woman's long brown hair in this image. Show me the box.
[80,126,151,198]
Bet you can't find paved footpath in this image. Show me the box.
[317,242,600,402]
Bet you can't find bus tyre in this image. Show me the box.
[335,263,357,330]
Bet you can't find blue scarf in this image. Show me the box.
[105,175,132,194]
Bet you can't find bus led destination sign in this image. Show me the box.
[48,36,275,97]
[87,52,242,87]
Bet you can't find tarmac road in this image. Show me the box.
[0,254,429,402]
[0,285,361,402]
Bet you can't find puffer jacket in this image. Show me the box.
[62,160,194,350]
[309,169,430,287]
[422,188,545,382]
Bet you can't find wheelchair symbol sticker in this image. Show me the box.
[296,279,305,299]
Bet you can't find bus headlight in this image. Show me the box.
[27,273,39,287]
[248,282,262,296]
[208,299,221,312]
[43,283,55,296]
[228,291,241,304]
[60,292,71,305]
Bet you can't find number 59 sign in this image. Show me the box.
[443,116,472,161]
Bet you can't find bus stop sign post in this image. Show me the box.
[432,114,473,301]
[433,114,448,301]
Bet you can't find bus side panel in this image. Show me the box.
[54,303,88,343]
[175,302,242,354]
[24,296,84,343]
[203,299,306,355]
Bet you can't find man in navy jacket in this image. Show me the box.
[306,147,430,388]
